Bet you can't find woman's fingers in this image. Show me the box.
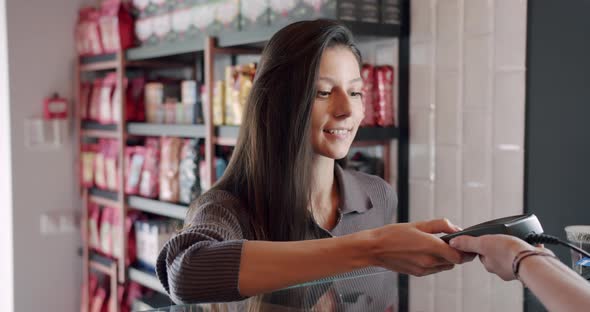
[416,218,462,234]
[449,235,482,254]
[434,242,464,264]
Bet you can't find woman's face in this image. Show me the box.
[311,46,364,160]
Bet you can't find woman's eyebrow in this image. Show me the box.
[318,77,363,83]
[318,77,336,84]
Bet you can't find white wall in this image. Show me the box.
[0,0,15,311]
[408,0,528,311]
[4,0,88,311]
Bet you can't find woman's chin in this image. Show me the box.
[316,147,350,160]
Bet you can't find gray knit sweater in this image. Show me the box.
[156,165,397,304]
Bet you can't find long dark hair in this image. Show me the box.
[203,20,361,241]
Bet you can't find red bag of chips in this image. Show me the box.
[76,7,104,56]
[99,206,114,256]
[125,146,146,195]
[125,211,144,266]
[99,73,117,124]
[99,0,134,53]
[125,281,147,311]
[90,286,108,312]
[94,140,108,190]
[80,83,92,121]
[112,207,142,266]
[361,64,376,126]
[374,66,395,127]
[139,138,160,198]
[111,77,128,124]
[89,79,104,122]
[128,77,146,122]
[105,140,119,191]
[160,137,182,202]
[88,203,102,252]
[81,144,98,188]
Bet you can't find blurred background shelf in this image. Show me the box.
[128,267,167,295]
[89,251,116,275]
[81,121,118,138]
[79,54,118,71]
[355,126,399,141]
[127,196,188,220]
[122,21,399,62]
[132,292,174,311]
[88,188,118,202]
[127,123,206,138]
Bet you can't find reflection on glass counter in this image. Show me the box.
[140,268,397,312]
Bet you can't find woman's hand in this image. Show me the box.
[449,234,551,281]
[368,219,474,276]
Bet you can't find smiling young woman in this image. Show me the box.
[156,19,471,304]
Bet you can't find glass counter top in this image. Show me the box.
[139,268,398,311]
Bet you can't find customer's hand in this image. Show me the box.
[449,234,552,281]
[369,219,474,276]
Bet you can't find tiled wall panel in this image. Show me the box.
[408,0,527,311]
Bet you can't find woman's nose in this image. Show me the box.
[331,89,353,118]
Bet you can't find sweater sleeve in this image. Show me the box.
[155,192,249,304]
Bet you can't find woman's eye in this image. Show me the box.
[317,91,331,98]
[350,92,363,98]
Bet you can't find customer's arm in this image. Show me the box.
[450,235,590,312]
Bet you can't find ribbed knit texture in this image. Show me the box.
[156,166,397,304]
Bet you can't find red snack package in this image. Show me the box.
[128,77,146,122]
[374,66,396,127]
[125,146,146,195]
[99,206,114,256]
[88,274,99,300]
[80,83,92,120]
[76,7,104,56]
[94,140,108,190]
[159,137,182,202]
[111,207,143,265]
[99,0,134,53]
[125,282,147,310]
[81,144,98,188]
[361,64,377,126]
[88,203,102,251]
[139,138,160,198]
[105,140,119,191]
[90,286,108,312]
[99,73,117,124]
[111,77,129,124]
[124,211,143,266]
[112,206,122,261]
[89,79,104,122]
[118,284,128,312]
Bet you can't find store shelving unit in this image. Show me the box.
[77,5,410,311]
[127,196,188,220]
[128,267,167,295]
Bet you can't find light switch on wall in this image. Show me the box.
[40,210,79,235]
